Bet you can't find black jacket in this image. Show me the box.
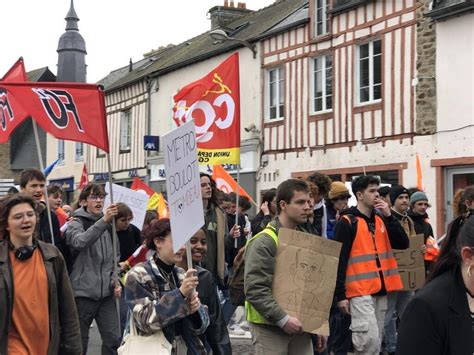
[196,266,232,355]
[407,210,434,243]
[334,207,409,301]
[250,211,272,236]
[396,267,473,355]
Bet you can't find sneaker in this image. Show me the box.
[228,324,246,336]
[239,320,250,331]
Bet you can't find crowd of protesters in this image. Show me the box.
[0,168,472,354]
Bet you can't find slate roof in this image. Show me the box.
[27,67,56,82]
[102,0,308,92]
[428,0,474,20]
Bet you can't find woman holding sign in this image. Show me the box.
[124,218,209,354]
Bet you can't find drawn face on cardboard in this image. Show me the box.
[291,249,325,291]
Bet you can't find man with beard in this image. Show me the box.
[65,183,121,354]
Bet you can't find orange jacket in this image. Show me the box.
[344,215,403,299]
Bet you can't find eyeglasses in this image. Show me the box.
[87,194,107,201]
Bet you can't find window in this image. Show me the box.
[267,67,285,120]
[75,142,84,161]
[357,40,382,103]
[119,110,132,152]
[313,55,333,112]
[314,0,330,36]
[96,148,105,158]
[57,140,65,164]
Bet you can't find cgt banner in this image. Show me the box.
[173,53,240,165]
[163,120,204,252]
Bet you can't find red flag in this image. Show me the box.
[416,154,423,191]
[212,165,255,205]
[173,53,240,165]
[0,59,30,143]
[79,163,89,189]
[1,58,27,82]
[0,81,109,151]
[130,177,155,197]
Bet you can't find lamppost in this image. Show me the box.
[209,29,257,58]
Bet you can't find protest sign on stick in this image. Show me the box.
[272,228,342,336]
[163,120,204,253]
[393,234,425,291]
[104,183,150,230]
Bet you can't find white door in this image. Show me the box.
[445,166,474,227]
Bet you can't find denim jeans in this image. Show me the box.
[383,291,414,353]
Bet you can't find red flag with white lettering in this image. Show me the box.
[173,53,240,165]
[0,58,31,143]
[0,81,109,152]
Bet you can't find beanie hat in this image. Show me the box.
[390,185,409,205]
[410,191,428,205]
[329,181,351,200]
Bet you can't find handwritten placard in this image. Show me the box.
[163,120,204,252]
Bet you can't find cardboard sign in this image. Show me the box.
[272,228,342,336]
[163,120,204,252]
[104,183,149,230]
[393,234,425,291]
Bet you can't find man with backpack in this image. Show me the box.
[65,183,121,355]
[244,179,326,354]
[334,176,409,355]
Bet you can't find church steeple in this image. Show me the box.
[65,0,79,31]
[57,0,87,82]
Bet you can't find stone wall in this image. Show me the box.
[0,143,21,181]
[415,0,437,134]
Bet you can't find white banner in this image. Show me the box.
[104,182,149,230]
[163,120,204,252]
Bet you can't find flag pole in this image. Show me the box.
[32,120,55,246]
[234,164,241,248]
[186,241,193,270]
[106,153,121,336]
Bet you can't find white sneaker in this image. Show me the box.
[239,321,250,331]
[228,324,246,336]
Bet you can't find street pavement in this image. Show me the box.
[88,322,253,354]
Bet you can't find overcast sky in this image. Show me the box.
[0,0,274,83]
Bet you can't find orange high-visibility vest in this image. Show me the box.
[344,215,403,299]
[424,237,439,261]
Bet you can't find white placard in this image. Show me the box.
[104,182,150,230]
[163,120,204,252]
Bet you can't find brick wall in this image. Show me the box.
[415,0,437,134]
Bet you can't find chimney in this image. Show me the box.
[208,1,253,30]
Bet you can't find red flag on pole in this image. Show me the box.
[0,81,109,151]
[1,57,27,82]
[416,154,423,191]
[212,165,255,205]
[79,163,89,189]
[0,59,31,143]
[173,53,240,165]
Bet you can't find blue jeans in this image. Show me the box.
[383,291,414,353]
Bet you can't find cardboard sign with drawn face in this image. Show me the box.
[272,228,342,336]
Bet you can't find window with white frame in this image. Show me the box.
[267,67,285,120]
[314,0,330,37]
[119,110,132,152]
[75,142,84,161]
[357,40,382,103]
[313,55,333,112]
[57,140,65,164]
